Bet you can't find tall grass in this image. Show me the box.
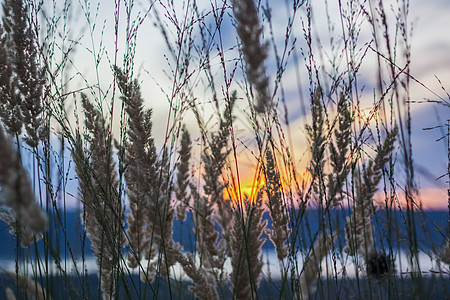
[0,0,449,299]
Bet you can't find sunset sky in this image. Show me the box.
[35,0,450,210]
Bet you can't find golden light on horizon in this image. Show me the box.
[224,157,448,211]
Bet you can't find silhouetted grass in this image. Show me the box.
[0,0,449,299]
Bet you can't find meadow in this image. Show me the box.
[0,0,449,299]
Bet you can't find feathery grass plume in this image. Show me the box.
[192,194,226,288]
[72,94,123,299]
[202,92,236,202]
[327,92,352,208]
[232,0,271,113]
[0,208,42,247]
[439,240,450,264]
[305,86,326,198]
[0,24,22,135]
[179,183,221,296]
[5,287,16,300]
[264,146,289,260]
[210,93,236,255]
[0,125,47,235]
[298,233,334,300]
[115,67,177,282]
[343,171,375,258]
[114,66,158,270]
[168,249,219,300]
[230,192,266,300]
[195,92,236,274]
[5,270,47,300]
[175,125,191,221]
[344,126,398,258]
[142,147,179,281]
[194,194,225,270]
[1,0,44,147]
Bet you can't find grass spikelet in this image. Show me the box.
[5,270,47,300]
[264,146,289,260]
[114,66,158,269]
[327,92,352,208]
[0,24,21,135]
[194,93,236,279]
[305,86,326,198]
[175,125,192,221]
[298,233,334,300]
[5,287,16,300]
[232,0,271,113]
[439,240,450,264]
[344,126,398,258]
[0,0,44,147]
[72,93,123,299]
[0,209,42,247]
[0,125,47,235]
[194,194,224,270]
[230,192,266,299]
[169,249,219,300]
[115,67,176,282]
